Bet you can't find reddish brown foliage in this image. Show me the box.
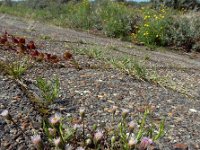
[0,31,73,64]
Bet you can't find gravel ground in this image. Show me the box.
[0,14,200,150]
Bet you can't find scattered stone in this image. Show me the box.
[173,143,188,150]
[189,108,198,113]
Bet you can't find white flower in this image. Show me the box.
[94,131,103,142]
[86,139,92,145]
[65,144,73,150]
[73,124,81,130]
[0,109,12,120]
[76,147,85,150]
[31,135,43,150]
[49,113,61,126]
[128,137,137,147]
[53,137,62,148]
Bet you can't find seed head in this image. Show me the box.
[48,128,56,137]
[94,131,103,142]
[111,136,116,143]
[139,137,153,150]
[122,109,130,118]
[86,138,92,146]
[53,137,62,148]
[31,135,44,150]
[111,106,118,114]
[79,107,85,119]
[128,121,137,131]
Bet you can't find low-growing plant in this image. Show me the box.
[109,57,147,80]
[6,58,30,79]
[36,76,60,103]
[41,106,165,149]
[73,47,104,59]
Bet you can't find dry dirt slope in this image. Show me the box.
[0,14,200,149]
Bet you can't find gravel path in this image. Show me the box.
[0,14,200,150]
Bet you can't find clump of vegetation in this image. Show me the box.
[36,76,60,103]
[134,6,171,46]
[151,0,200,10]
[163,13,200,52]
[0,58,30,79]
[94,0,135,38]
[7,59,29,79]
[40,106,165,149]
[73,47,104,59]
[109,57,147,80]
[65,0,93,29]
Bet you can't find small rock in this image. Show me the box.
[189,108,198,113]
[10,129,17,134]
[0,104,5,109]
[173,143,188,150]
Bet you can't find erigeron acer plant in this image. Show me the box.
[41,106,165,150]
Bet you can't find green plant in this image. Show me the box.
[36,76,60,103]
[135,7,171,46]
[163,13,200,52]
[95,0,133,38]
[7,59,29,79]
[73,47,104,59]
[65,0,93,29]
[109,57,147,80]
[41,106,165,150]
[152,0,200,10]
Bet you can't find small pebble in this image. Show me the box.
[173,143,188,150]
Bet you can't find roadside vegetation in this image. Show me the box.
[0,0,200,52]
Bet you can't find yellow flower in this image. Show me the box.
[161,9,166,13]
[161,15,165,19]
[144,24,149,27]
[143,31,149,36]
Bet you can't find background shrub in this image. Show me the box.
[163,13,200,52]
[94,0,134,38]
[65,0,93,29]
[135,7,171,45]
[151,0,200,10]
